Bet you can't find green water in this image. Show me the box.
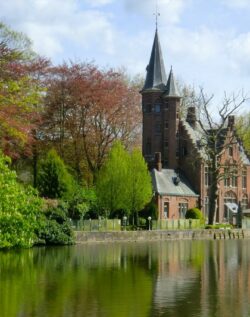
[0,240,250,317]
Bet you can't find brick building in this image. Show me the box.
[141,29,250,222]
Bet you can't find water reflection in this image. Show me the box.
[0,240,250,317]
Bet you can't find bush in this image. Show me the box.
[0,151,43,248]
[37,149,75,199]
[36,201,74,245]
[185,208,204,220]
[205,224,232,229]
[139,217,147,226]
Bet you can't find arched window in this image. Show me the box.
[224,191,237,204]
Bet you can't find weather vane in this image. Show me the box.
[154,0,160,29]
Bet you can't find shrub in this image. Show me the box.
[139,217,147,226]
[37,149,75,199]
[185,208,204,220]
[205,224,232,229]
[36,201,74,245]
[0,151,43,248]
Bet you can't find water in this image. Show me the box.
[0,240,250,317]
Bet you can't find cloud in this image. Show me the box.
[84,0,114,8]
[221,0,250,9]
[0,0,115,60]
[123,0,189,25]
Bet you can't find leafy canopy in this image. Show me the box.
[96,142,152,219]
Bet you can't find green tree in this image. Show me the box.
[96,142,129,217]
[0,150,42,248]
[37,149,75,199]
[126,149,152,226]
[96,142,152,222]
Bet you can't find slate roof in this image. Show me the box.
[164,67,180,98]
[181,120,250,165]
[143,30,167,91]
[151,168,199,197]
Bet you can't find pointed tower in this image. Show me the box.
[162,67,181,169]
[141,31,181,169]
[143,29,167,91]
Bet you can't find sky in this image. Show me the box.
[1,0,250,110]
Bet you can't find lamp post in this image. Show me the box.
[123,216,127,231]
[148,216,152,231]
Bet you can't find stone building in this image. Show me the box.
[141,29,250,222]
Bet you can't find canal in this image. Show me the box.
[0,240,249,317]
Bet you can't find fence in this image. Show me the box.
[72,219,121,232]
[152,219,203,230]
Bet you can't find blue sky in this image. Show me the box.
[1,0,250,109]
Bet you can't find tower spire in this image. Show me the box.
[142,30,167,91]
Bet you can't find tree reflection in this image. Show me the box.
[1,240,250,317]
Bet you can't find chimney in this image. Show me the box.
[228,115,235,130]
[155,152,162,172]
[186,107,196,128]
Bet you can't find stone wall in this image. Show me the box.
[75,229,248,243]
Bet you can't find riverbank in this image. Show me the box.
[75,228,250,243]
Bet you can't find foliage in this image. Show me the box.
[41,62,141,182]
[185,208,204,220]
[36,201,74,245]
[96,141,129,217]
[0,22,49,158]
[37,149,75,199]
[67,186,97,220]
[126,148,152,225]
[141,200,158,220]
[0,150,43,248]
[96,142,152,222]
[205,224,232,229]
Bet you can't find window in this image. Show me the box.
[165,121,169,129]
[155,122,161,134]
[224,191,237,204]
[242,195,248,210]
[224,168,230,187]
[176,148,180,158]
[231,175,237,188]
[164,202,169,218]
[144,104,151,113]
[155,104,161,113]
[242,170,247,189]
[165,102,169,110]
[205,166,211,187]
[204,197,209,220]
[179,203,188,218]
[146,138,151,155]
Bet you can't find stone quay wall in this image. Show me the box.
[75,229,250,244]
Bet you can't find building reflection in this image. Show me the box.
[1,241,250,317]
